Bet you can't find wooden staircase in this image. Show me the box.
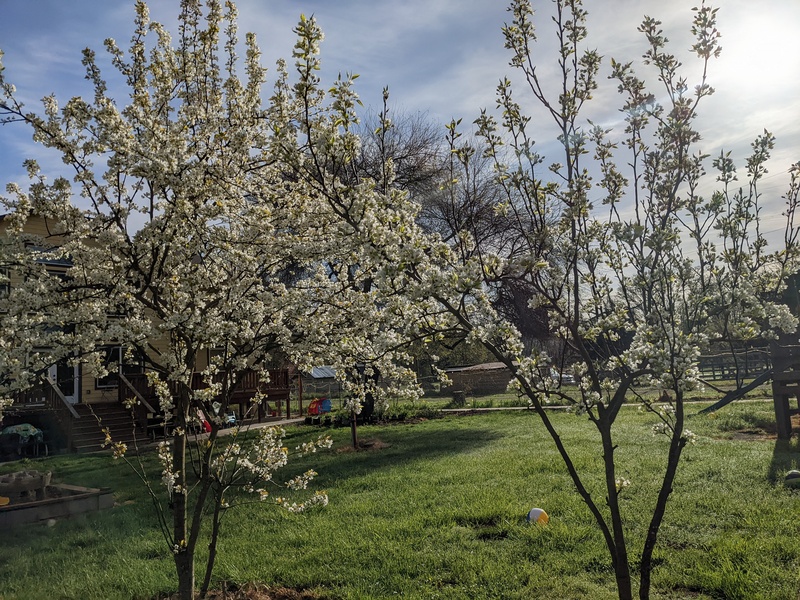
[70,403,145,453]
[771,336,800,440]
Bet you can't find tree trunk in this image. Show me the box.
[350,409,358,449]
[613,554,634,600]
[503,355,630,599]
[200,492,224,598]
[175,549,195,600]
[173,410,194,599]
[601,424,633,600]
[639,403,686,599]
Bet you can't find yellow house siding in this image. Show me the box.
[0,213,68,241]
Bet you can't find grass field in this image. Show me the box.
[1,399,800,599]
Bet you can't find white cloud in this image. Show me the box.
[0,0,796,207]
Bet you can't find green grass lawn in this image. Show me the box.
[2,400,800,599]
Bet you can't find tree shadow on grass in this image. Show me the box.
[769,435,800,483]
[307,424,503,485]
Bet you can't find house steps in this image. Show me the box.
[70,403,144,453]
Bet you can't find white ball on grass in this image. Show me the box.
[527,507,549,525]
[785,470,800,488]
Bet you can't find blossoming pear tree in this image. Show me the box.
[0,2,420,598]
[403,1,799,598]
[298,1,800,598]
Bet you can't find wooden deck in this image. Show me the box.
[6,368,294,453]
[120,369,292,420]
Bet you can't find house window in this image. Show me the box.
[96,346,122,389]
[208,347,226,366]
[45,266,70,283]
[95,346,144,389]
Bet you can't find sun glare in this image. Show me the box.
[715,10,800,95]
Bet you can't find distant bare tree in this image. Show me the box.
[353,98,447,202]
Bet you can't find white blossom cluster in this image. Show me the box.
[158,441,177,497]
[277,491,329,514]
[208,426,331,518]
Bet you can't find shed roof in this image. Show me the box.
[444,362,508,373]
[310,365,337,379]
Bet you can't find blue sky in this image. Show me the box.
[0,0,797,233]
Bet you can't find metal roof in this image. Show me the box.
[310,366,337,379]
[444,362,508,373]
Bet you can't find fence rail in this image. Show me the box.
[698,349,770,381]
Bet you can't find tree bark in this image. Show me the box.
[350,410,358,449]
[200,492,224,598]
[174,549,195,600]
[597,414,633,600]
[639,400,686,599]
[173,393,194,600]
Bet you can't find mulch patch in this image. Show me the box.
[728,430,775,441]
[720,413,800,441]
[334,438,390,453]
